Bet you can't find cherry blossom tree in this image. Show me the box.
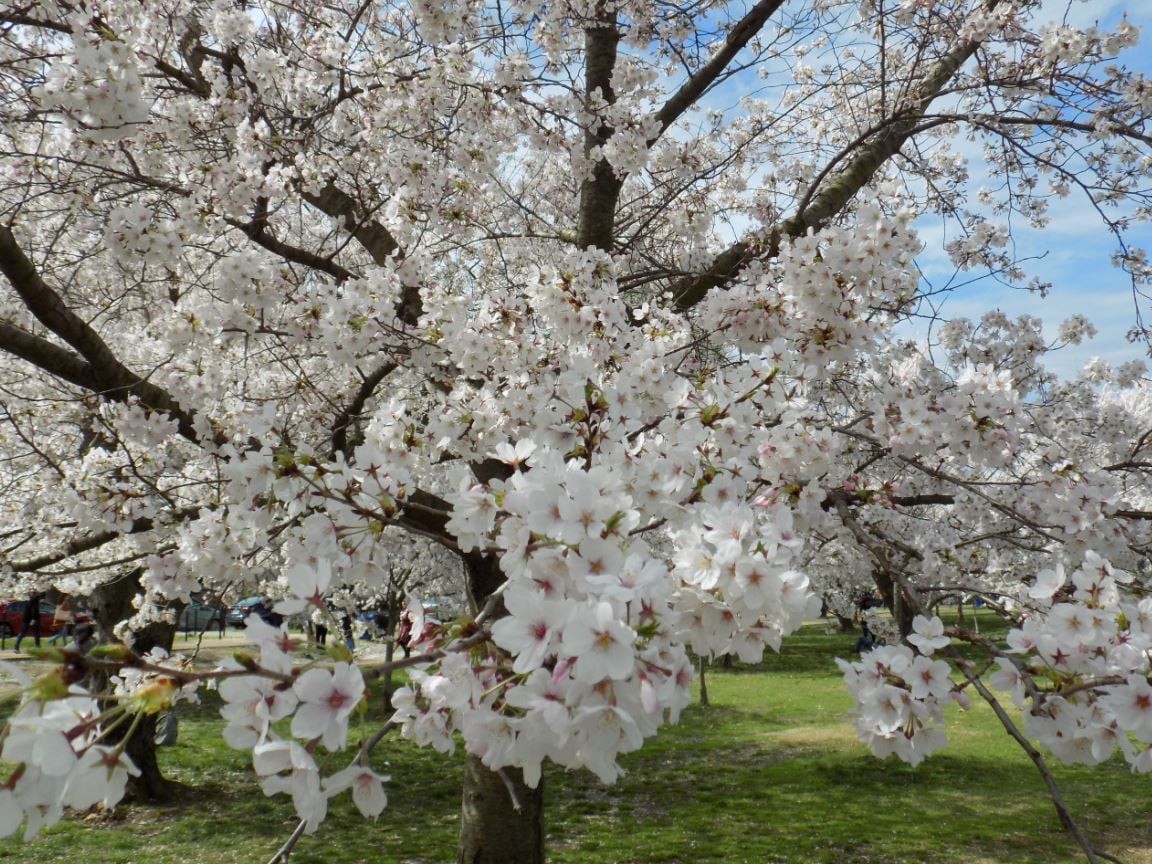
[0,1,1150,863]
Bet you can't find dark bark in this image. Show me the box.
[457,755,545,864]
[456,552,545,864]
[330,361,399,457]
[575,7,622,252]
[577,1,788,253]
[89,568,178,802]
[651,1,786,138]
[0,226,223,447]
[300,182,421,325]
[873,570,914,639]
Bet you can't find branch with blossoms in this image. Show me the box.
[7,507,203,574]
[0,618,397,842]
[0,554,549,848]
[838,551,1152,864]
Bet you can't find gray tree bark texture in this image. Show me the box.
[456,755,545,864]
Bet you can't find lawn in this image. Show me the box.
[1,615,1146,864]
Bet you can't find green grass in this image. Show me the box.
[2,618,1148,864]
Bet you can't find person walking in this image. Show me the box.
[14,590,43,652]
[47,595,75,645]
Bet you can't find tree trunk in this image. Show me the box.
[891,588,914,640]
[698,655,709,707]
[873,571,915,639]
[89,568,178,802]
[382,593,403,707]
[455,551,545,864]
[457,755,544,864]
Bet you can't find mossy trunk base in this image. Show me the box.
[90,568,177,802]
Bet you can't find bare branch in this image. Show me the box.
[0,320,100,392]
[300,183,421,325]
[650,0,787,141]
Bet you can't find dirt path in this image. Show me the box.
[0,628,395,703]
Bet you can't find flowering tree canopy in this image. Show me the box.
[0,1,1150,862]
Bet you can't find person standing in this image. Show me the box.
[397,610,413,658]
[14,590,43,652]
[341,613,355,654]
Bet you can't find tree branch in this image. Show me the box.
[0,226,219,446]
[0,9,71,34]
[673,17,990,310]
[575,4,622,252]
[330,361,399,457]
[650,0,787,141]
[958,669,1116,864]
[8,507,201,573]
[227,198,356,284]
[0,321,100,391]
[300,182,421,325]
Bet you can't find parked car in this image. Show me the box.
[0,599,91,638]
[421,596,461,620]
[179,600,224,633]
[226,596,283,628]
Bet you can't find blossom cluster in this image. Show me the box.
[840,553,1152,776]
[399,447,816,785]
[991,553,1152,770]
[0,648,196,840]
[837,615,958,766]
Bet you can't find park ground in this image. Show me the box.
[0,612,1147,864]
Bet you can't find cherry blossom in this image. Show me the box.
[291,663,367,751]
[323,765,390,819]
[907,616,951,655]
[0,2,1149,861]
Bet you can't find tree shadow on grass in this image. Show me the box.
[705,626,861,677]
[550,710,1145,864]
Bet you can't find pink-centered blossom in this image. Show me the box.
[490,587,566,673]
[323,764,390,818]
[562,602,638,682]
[291,662,366,750]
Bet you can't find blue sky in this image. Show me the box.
[691,0,1152,379]
[908,0,1152,380]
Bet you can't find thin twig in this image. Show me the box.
[497,768,523,812]
[357,721,398,765]
[266,818,309,864]
[959,666,1117,864]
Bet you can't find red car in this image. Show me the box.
[0,599,89,639]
